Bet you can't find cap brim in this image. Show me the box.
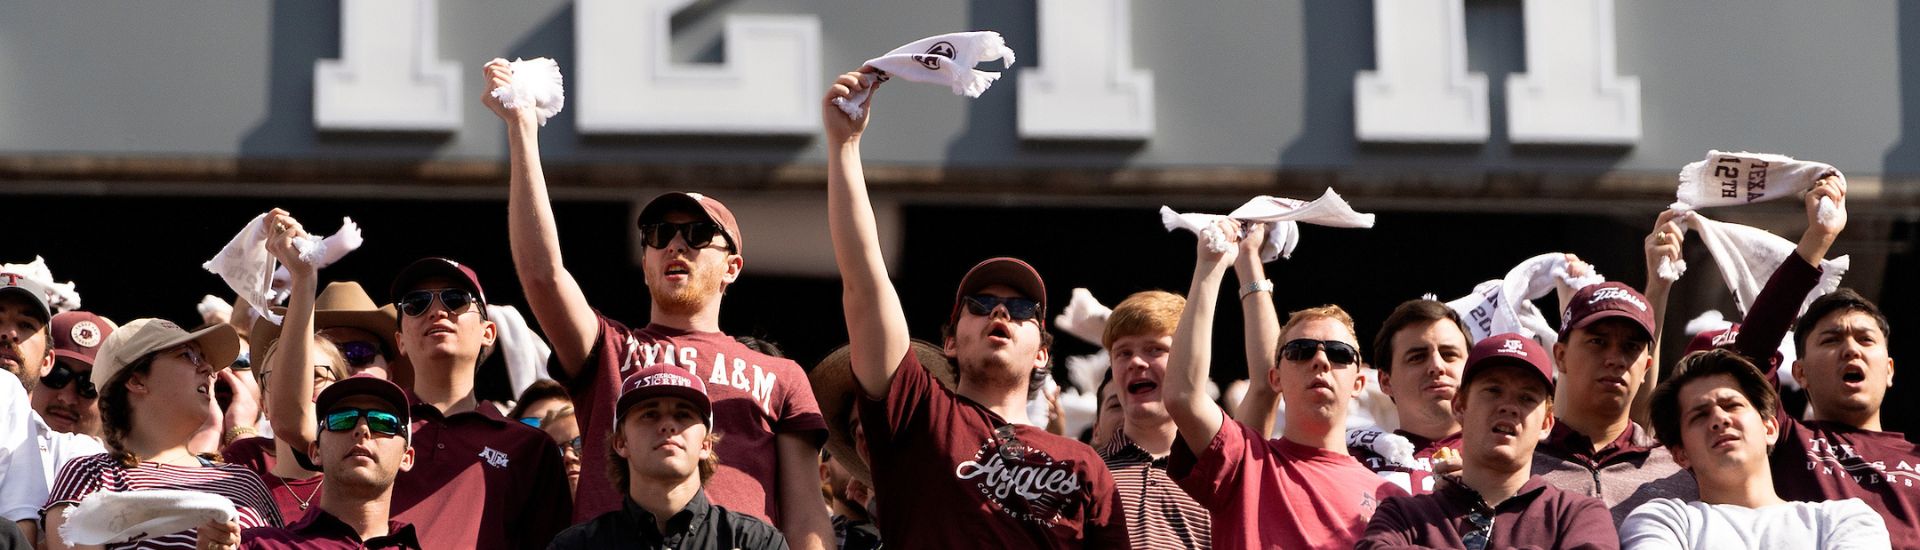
[812,340,957,484]
[615,386,713,425]
[315,376,411,419]
[637,193,712,226]
[0,287,50,322]
[1463,356,1553,392]
[51,350,92,367]
[181,323,242,373]
[390,260,484,304]
[952,258,1047,326]
[1563,310,1654,341]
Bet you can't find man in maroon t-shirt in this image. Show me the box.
[483,61,831,550]
[823,69,1128,548]
[1161,218,1405,550]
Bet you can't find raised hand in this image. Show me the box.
[480,58,535,125]
[1643,209,1684,282]
[262,209,315,276]
[823,69,881,145]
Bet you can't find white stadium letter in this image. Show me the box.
[1018,0,1154,140]
[1354,0,1489,143]
[574,0,821,135]
[1505,0,1641,144]
[314,0,462,132]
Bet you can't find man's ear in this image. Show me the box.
[1552,342,1567,376]
[1267,364,1284,395]
[1791,359,1808,390]
[1670,444,1691,470]
[308,440,322,471]
[613,428,631,460]
[394,330,409,360]
[1378,368,1395,396]
[127,373,151,395]
[1888,357,1897,388]
[399,445,416,472]
[943,335,959,359]
[480,319,498,347]
[1762,414,1781,447]
[722,255,744,285]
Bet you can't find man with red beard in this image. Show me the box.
[823,69,1127,548]
[1161,218,1404,550]
[483,61,831,550]
[1361,334,1617,549]
[1098,291,1210,549]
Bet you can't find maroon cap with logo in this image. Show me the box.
[949,257,1048,328]
[1685,324,1785,368]
[50,311,114,366]
[1463,332,1555,391]
[637,192,744,255]
[389,257,488,306]
[616,364,713,426]
[1559,282,1655,341]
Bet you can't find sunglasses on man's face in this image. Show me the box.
[337,341,380,368]
[962,295,1042,322]
[40,362,97,400]
[398,289,478,317]
[638,222,732,251]
[322,408,407,437]
[1279,338,1360,365]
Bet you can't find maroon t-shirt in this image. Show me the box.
[221,436,326,523]
[858,352,1129,549]
[388,392,572,550]
[1730,255,1920,548]
[1169,418,1407,550]
[1350,430,1463,495]
[1359,475,1618,549]
[559,316,828,524]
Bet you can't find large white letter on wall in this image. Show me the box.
[1505,0,1640,144]
[1353,0,1488,143]
[575,0,820,135]
[314,0,461,132]
[1018,0,1153,140]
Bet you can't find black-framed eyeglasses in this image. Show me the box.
[638,222,732,251]
[992,423,1030,462]
[40,362,97,400]
[1280,338,1360,365]
[566,436,582,455]
[337,341,380,368]
[322,408,407,437]
[962,295,1042,322]
[1462,510,1494,550]
[398,289,478,317]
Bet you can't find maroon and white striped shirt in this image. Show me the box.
[1100,431,1211,550]
[43,454,284,549]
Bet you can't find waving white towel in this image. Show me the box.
[833,31,1017,119]
[1160,189,1376,262]
[203,214,344,324]
[1658,211,1848,316]
[266,218,364,306]
[60,489,237,545]
[1673,150,1840,224]
[1445,253,1600,347]
[489,57,566,126]
[1054,288,1113,347]
[0,257,80,313]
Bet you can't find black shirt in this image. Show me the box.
[548,491,788,550]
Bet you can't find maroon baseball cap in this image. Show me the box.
[616,364,712,426]
[1559,282,1655,341]
[1463,333,1555,391]
[949,257,1048,328]
[637,192,743,255]
[389,257,488,306]
[50,311,114,366]
[1685,324,1784,368]
[315,373,412,424]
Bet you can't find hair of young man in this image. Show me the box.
[508,379,572,420]
[1648,349,1779,452]
[605,413,723,494]
[1278,305,1359,359]
[1792,288,1892,357]
[1369,299,1472,375]
[1102,291,1185,350]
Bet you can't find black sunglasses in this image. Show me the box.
[337,341,380,368]
[962,295,1042,322]
[322,408,407,437]
[398,289,478,317]
[1280,338,1360,365]
[638,222,732,251]
[40,362,97,400]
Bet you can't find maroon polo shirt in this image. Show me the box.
[241,509,421,549]
[1359,475,1618,549]
[388,390,572,550]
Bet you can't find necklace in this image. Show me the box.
[272,475,321,510]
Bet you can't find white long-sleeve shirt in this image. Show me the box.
[1620,497,1888,549]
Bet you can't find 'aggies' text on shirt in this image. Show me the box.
[624,338,780,414]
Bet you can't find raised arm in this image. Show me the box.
[1738,173,1847,375]
[1229,224,1282,435]
[482,60,600,377]
[1166,219,1241,454]
[263,209,321,453]
[823,70,910,399]
[1633,209,1684,427]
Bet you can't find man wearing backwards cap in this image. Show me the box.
[239,374,422,549]
[362,255,571,549]
[550,365,787,549]
[0,282,110,545]
[1362,334,1618,549]
[822,70,1127,548]
[483,61,830,548]
[1532,281,1696,524]
[0,273,52,391]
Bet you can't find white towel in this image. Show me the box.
[266,218,364,306]
[833,31,1017,119]
[1062,351,1109,400]
[1054,288,1113,347]
[201,214,333,324]
[59,489,237,545]
[1445,253,1599,347]
[1160,188,1377,262]
[0,257,80,313]
[488,304,554,399]
[1347,427,1416,468]
[1673,150,1840,224]
[488,57,566,126]
[1658,211,1848,316]
[195,295,233,325]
